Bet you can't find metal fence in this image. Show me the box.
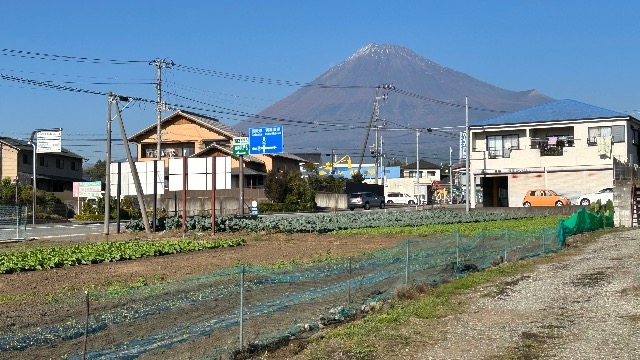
[0,205,28,240]
[0,226,562,359]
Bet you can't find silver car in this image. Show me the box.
[348,192,385,211]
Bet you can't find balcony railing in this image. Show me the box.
[531,136,574,157]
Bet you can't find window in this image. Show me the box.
[427,171,436,177]
[56,159,64,169]
[22,153,30,164]
[143,144,196,158]
[182,147,195,156]
[71,161,77,171]
[52,182,64,192]
[39,156,48,167]
[486,134,519,158]
[587,126,612,145]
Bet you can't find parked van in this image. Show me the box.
[385,192,417,205]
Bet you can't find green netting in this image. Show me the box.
[0,226,565,360]
[557,207,614,245]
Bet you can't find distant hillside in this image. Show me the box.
[236,43,552,165]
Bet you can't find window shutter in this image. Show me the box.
[612,125,625,143]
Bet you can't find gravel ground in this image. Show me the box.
[417,229,640,359]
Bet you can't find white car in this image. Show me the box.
[574,187,613,206]
[385,192,417,205]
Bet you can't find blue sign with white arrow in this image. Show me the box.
[249,126,283,154]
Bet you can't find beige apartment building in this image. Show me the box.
[468,99,640,207]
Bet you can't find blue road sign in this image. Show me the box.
[249,126,283,154]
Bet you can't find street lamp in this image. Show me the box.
[13,177,19,239]
[28,127,63,225]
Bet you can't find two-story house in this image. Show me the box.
[127,110,305,188]
[468,99,640,207]
[0,137,84,192]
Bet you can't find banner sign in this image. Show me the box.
[36,130,62,153]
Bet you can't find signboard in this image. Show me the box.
[36,130,62,153]
[249,126,283,154]
[109,160,165,196]
[459,131,467,160]
[168,156,232,191]
[232,137,249,156]
[73,181,102,198]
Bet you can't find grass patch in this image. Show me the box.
[283,227,633,360]
[298,261,532,359]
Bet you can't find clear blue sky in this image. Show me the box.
[1,0,639,165]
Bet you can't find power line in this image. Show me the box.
[0,48,149,64]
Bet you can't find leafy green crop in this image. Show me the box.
[126,209,559,234]
[0,238,245,274]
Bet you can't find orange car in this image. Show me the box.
[522,189,571,207]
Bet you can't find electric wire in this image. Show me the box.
[0,48,149,64]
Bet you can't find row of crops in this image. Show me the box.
[0,238,245,274]
[125,209,550,233]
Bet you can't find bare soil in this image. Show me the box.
[0,231,408,304]
[0,230,410,359]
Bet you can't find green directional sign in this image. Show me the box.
[232,137,249,156]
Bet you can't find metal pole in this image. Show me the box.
[449,146,452,204]
[153,160,157,231]
[416,130,420,203]
[211,156,216,233]
[15,178,19,239]
[240,155,244,216]
[239,265,245,351]
[465,96,470,212]
[116,162,121,234]
[348,257,352,304]
[82,290,89,360]
[456,230,460,278]
[30,140,36,225]
[104,94,112,235]
[405,240,409,285]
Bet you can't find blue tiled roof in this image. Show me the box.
[471,99,629,127]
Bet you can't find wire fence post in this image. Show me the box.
[456,230,460,278]
[82,290,89,360]
[348,257,352,305]
[404,240,409,285]
[504,229,509,262]
[239,265,245,351]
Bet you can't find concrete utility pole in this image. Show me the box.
[150,58,173,232]
[465,96,470,212]
[114,96,151,233]
[149,58,174,160]
[358,84,392,175]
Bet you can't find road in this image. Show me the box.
[0,222,127,241]
[1,205,469,240]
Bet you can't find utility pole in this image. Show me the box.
[465,96,470,212]
[104,94,113,235]
[150,58,174,232]
[150,58,174,160]
[449,146,453,204]
[358,84,392,175]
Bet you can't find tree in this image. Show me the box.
[302,161,318,173]
[264,169,315,204]
[349,171,365,183]
[84,160,106,182]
